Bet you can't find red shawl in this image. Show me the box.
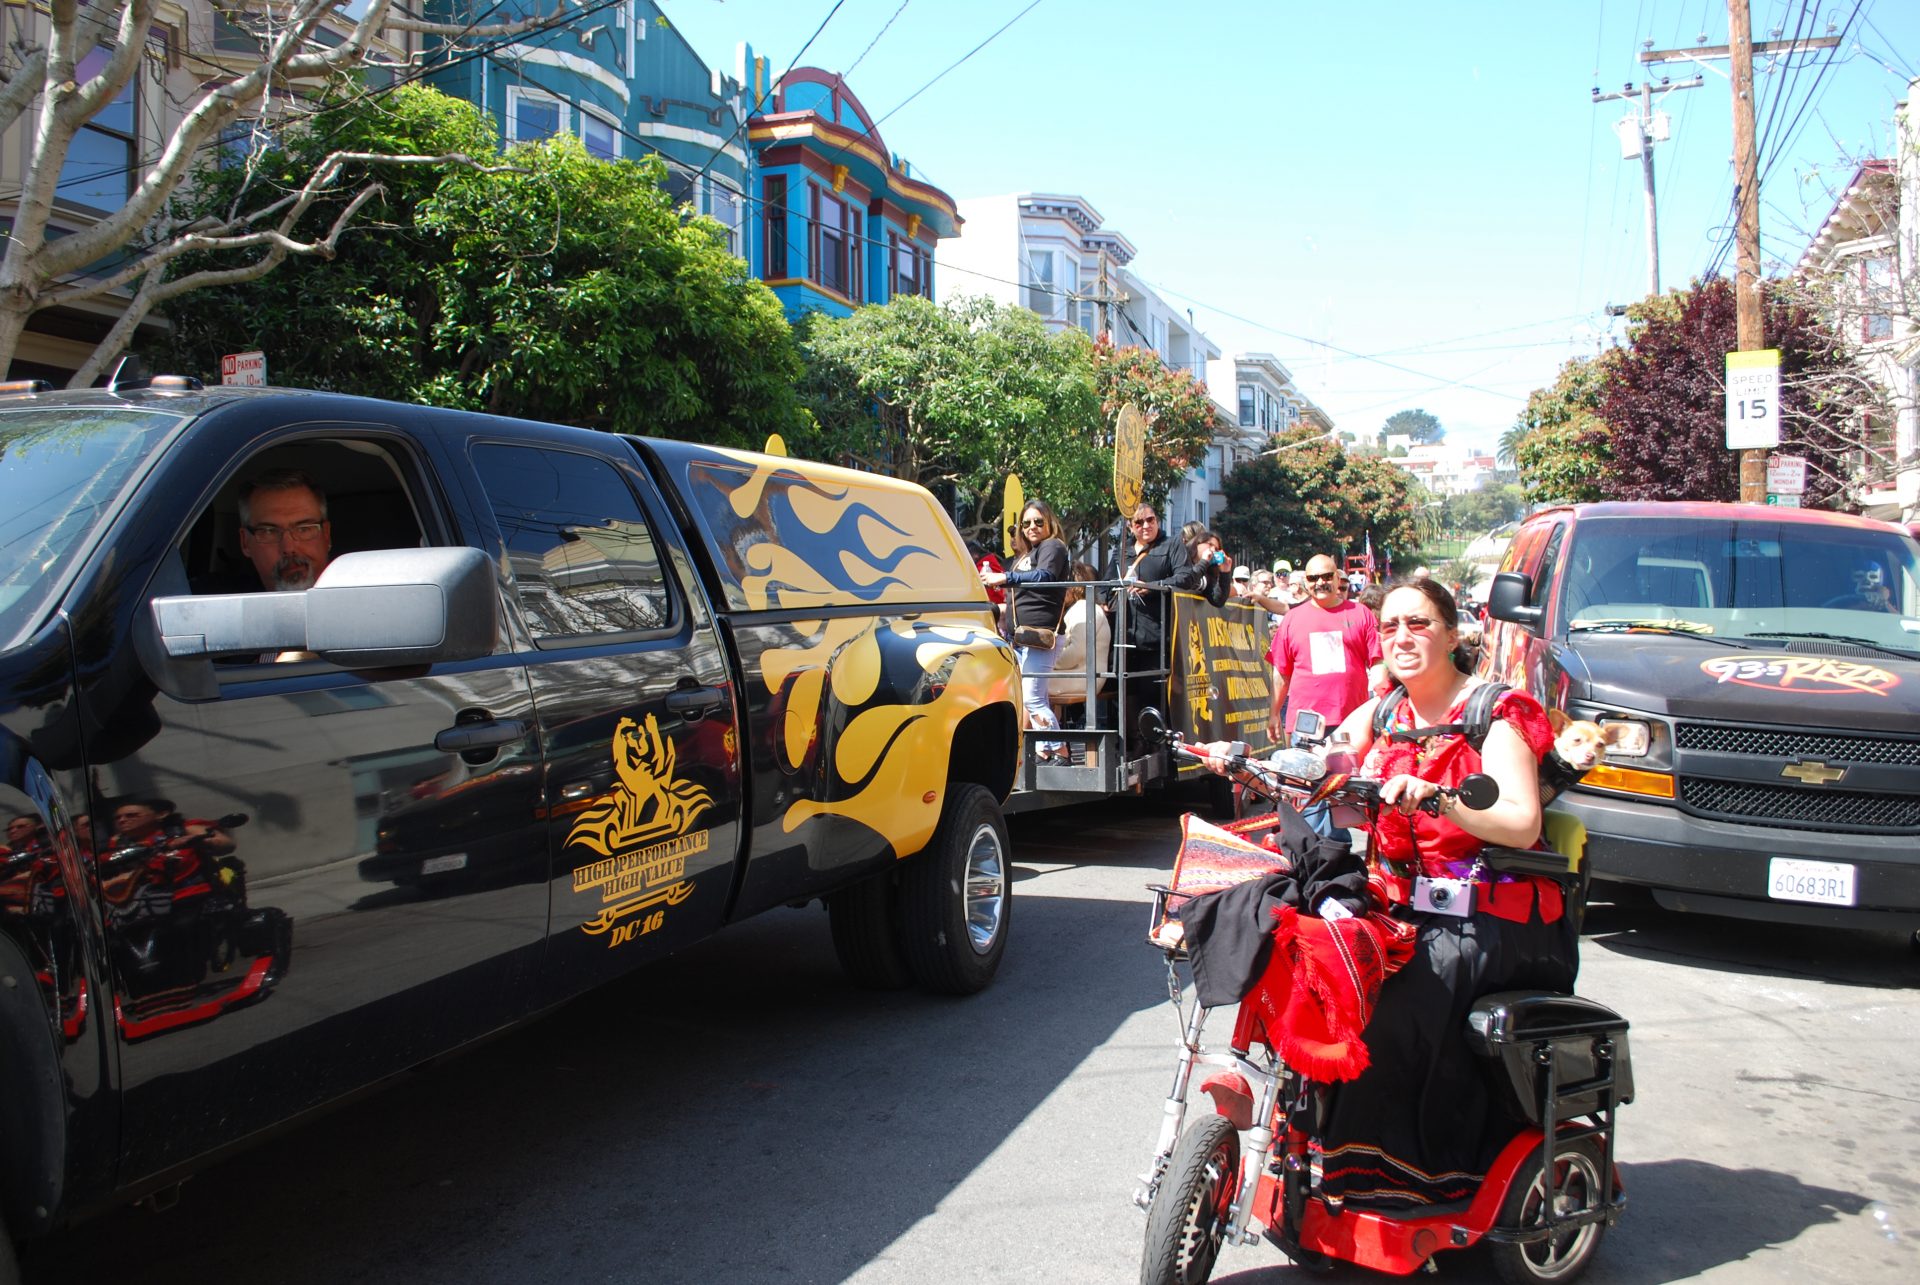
[1242,904,1417,1081]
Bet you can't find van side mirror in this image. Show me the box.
[1485,571,1543,630]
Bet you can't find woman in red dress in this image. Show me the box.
[1313,578,1577,1211]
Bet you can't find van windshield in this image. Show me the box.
[1559,515,1920,657]
[0,406,186,651]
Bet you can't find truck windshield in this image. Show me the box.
[1560,515,1920,657]
[0,406,186,651]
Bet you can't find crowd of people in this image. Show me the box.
[973,497,1485,765]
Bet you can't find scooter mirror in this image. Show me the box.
[1456,773,1500,811]
[1268,748,1327,782]
[1137,707,1168,744]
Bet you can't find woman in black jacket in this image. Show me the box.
[1106,503,1201,734]
[982,500,1072,760]
[1185,527,1235,608]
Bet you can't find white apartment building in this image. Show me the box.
[1197,354,1338,520]
[1382,442,1498,495]
[1796,76,1919,522]
[939,192,1225,528]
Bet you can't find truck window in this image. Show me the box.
[1561,515,1918,653]
[1533,522,1567,620]
[183,439,429,594]
[665,447,979,612]
[471,443,673,642]
[0,405,186,650]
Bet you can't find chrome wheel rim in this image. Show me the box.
[963,822,1006,954]
[1518,1149,1603,1279]
[1175,1135,1236,1282]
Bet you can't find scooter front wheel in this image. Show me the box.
[1491,1135,1607,1285]
[1140,1114,1240,1285]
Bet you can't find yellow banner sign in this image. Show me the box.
[1002,473,1025,559]
[1114,403,1146,515]
[1170,594,1276,771]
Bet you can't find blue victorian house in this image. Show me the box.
[423,2,754,255]
[742,65,959,319]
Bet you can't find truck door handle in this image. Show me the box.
[434,717,528,752]
[664,686,724,720]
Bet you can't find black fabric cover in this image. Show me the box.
[1177,803,1370,1008]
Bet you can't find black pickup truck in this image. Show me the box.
[0,382,1020,1265]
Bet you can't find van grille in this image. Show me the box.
[1674,724,1920,766]
[1678,777,1920,834]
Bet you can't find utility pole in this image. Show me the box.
[1095,256,1110,341]
[1642,7,1839,502]
[1593,74,1702,298]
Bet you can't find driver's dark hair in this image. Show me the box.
[238,468,328,528]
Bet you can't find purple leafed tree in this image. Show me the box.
[1600,278,1869,508]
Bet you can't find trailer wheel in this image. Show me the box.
[897,785,1010,995]
[826,868,912,990]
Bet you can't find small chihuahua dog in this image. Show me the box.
[1542,710,1620,802]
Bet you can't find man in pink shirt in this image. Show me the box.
[1266,553,1382,744]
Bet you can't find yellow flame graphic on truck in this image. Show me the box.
[685,451,1018,857]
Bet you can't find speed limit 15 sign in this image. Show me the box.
[1725,349,1781,450]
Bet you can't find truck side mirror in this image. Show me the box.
[151,547,497,668]
[1485,571,1543,630]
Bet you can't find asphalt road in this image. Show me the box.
[23,798,1920,1284]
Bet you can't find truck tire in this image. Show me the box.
[826,869,913,990]
[897,784,1010,995]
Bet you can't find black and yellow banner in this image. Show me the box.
[1170,593,1276,773]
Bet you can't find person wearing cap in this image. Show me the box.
[1230,563,1253,597]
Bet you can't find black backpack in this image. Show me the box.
[1370,681,1513,750]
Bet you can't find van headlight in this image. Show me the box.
[1598,719,1651,758]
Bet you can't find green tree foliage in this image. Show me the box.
[1597,278,1865,506]
[1383,407,1444,443]
[795,295,1106,541]
[1443,483,1525,533]
[163,87,804,444]
[1510,353,1616,504]
[1216,429,1425,570]
[1090,337,1218,513]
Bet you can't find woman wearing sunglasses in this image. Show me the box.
[981,501,1072,761]
[1200,577,1572,1212]
[1309,578,1575,1213]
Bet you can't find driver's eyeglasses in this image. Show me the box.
[1304,571,1337,584]
[246,520,325,545]
[1379,615,1438,636]
[1130,516,1157,527]
[1021,518,1048,529]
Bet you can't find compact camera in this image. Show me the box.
[1209,550,1227,566]
[1411,875,1474,918]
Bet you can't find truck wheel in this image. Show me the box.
[826,869,913,990]
[897,784,1010,995]
[1490,1134,1607,1285]
[1140,1114,1240,1285]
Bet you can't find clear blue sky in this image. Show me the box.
[662,0,1918,452]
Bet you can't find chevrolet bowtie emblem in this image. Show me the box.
[1780,760,1846,785]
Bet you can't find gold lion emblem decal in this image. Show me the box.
[567,713,715,855]
[1185,619,1212,723]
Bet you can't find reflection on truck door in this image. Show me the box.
[466,440,741,1001]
